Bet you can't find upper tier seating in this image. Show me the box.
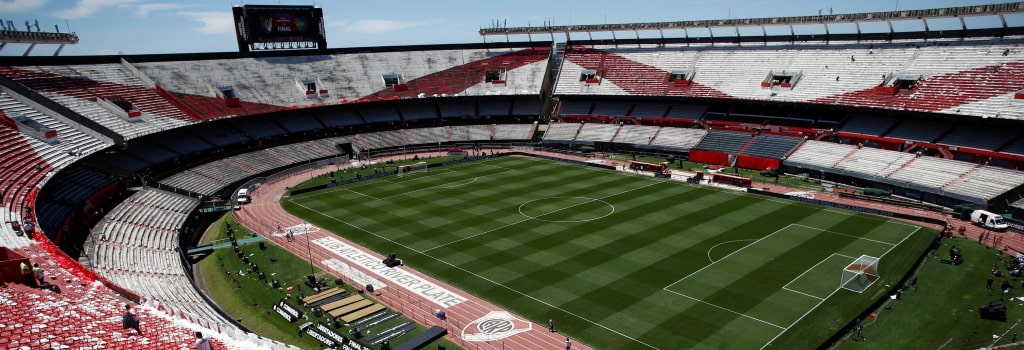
[136,48,549,112]
[554,41,1024,120]
[0,66,192,139]
[0,91,111,160]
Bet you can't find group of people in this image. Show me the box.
[19,260,44,288]
[121,303,215,349]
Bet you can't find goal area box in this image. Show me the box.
[841,255,879,293]
[397,162,427,176]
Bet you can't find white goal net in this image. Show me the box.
[397,162,428,176]
[840,255,880,293]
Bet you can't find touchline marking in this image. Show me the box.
[424,181,663,253]
[386,168,457,183]
[345,188,381,200]
[288,198,661,350]
[296,159,505,199]
[744,193,922,229]
[436,177,478,188]
[375,167,514,200]
[662,289,786,330]
[792,224,898,246]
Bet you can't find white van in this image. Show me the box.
[236,188,250,204]
[971,210,1008,231]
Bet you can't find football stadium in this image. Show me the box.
[3,2,1024,349]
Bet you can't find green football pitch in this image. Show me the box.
[282,156,936,349]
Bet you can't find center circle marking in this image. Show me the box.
[518,196,615,223]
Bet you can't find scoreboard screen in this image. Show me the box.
[233,5,326,52]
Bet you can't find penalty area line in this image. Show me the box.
[662,289,786,330]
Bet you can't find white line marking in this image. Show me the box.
[662,289,786,330]
[758,225,921,349]
[706,239,756,263]
[664,224,794,290]
[781,253,858,301]
[374,167,513,200]
[792,224,898,246]
[436,177,478,188]
[386,168,457,184]
[721,190,924,229]
[424,181,661,252]
[781,287,825,301]
[345,188,381,200]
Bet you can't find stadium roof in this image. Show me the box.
[480,2,1024,38]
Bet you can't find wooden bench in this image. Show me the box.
[328,299,374,318]
[339,304,386,324]
[301,288,345,306]
[319,295,364,313]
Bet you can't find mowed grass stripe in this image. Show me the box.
[599,204,821,347]
[691,214,890,327]
[494,197,820,348]
[284,157,930,350]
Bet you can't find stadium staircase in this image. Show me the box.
[360,134,376,150]
[832,148,861,168]
[885,157,917,178]
[941,166,981,189]
[734,137,758,155]
[224,159,259,175]
[263,148,294,165]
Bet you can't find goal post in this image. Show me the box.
[397,162,428,176]
[840,255,880,293]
